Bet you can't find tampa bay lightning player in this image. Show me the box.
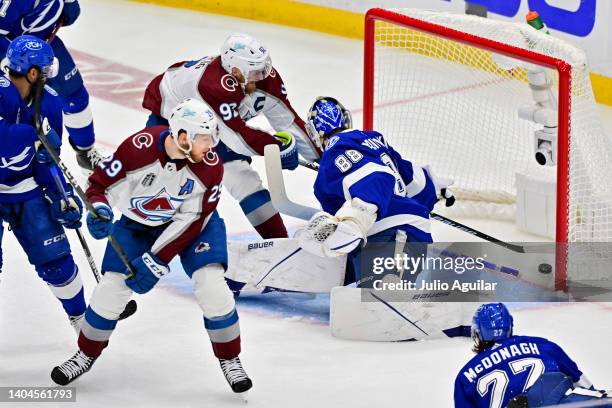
[455,303,611,408]
[0,0,102,172]
[0,35,85,332]
[297,96,455,285]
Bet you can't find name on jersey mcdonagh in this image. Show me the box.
[373,279,497,292]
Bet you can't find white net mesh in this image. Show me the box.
[369,9,612,284]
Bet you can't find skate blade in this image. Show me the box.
[236,391,249,403]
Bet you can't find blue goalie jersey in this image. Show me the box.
[454,335,585,408]
[314,129,437,242]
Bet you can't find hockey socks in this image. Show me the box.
[204,308,241,359]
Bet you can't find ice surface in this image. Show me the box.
[1,1,611,406]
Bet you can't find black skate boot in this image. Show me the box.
[219,357,252,394]
[75,147,104,173]
[51,350,97,386]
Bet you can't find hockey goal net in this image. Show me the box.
[364,8,612,290]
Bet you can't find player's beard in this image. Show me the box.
[244,82,257,95]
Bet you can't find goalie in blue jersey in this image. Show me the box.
[297,96,455,286]
[454,303,611,408]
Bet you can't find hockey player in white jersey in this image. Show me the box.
[143,33,319,239]
[297,97,456,286]
[50,99,252,396]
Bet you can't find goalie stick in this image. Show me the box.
[32,81,137,320]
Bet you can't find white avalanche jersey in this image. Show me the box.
[86,126,224,263]
[142,55,322,160]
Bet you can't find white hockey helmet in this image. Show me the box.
[220,33,272,84]
[168,99,219,162]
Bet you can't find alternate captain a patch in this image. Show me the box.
[129,188,184,222]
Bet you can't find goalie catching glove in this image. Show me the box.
[296,197,377,258]
[424,165,456,207]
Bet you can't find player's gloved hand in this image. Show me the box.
[61,0,81,26]
[297,198,377,257]
[125,252,170,294]
[424,165,455,207]
[274,131,298,170]
[47,188,83,229]
[34,119,61,165]
[86,203,113,239]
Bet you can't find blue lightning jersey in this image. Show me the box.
[454,335,585,408]
[0,0,63,55]
[0,74,65,203]
[314,130,437,242]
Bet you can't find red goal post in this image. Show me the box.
[362,8,612,291]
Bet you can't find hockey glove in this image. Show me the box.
[424,165,456,207]
[62,0,81,26]
[35,119,61,165]
[275,131,298,170]
[47,188,83,229]
[126,252,169,294]
[86,203,113,239]
[297,198,377,258]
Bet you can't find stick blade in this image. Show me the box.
[264,144,318,220]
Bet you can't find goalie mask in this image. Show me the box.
[221,33,272,84]
[168,99,219,163]
[306,96,352,150]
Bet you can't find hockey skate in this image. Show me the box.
[51,350,97,386]
[75,147,105,174]
[219,357,252,395]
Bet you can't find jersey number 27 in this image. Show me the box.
[477,358,545,408]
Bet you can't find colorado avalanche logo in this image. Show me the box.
[221,74,239,92]
[129,188,184,222]
[132,132,154,149]
[203,150,219,166]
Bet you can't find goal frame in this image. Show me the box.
[363,8,572,290]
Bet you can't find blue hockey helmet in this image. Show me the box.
[472,303,514,342]
[306,96,352,147]
[5,35,58,79]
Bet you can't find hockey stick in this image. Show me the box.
[293,157,535,254]
[46,16,64,44]
[32,81,137,320]
[264,145,319,220]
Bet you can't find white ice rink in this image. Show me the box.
[1,1,612,407]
